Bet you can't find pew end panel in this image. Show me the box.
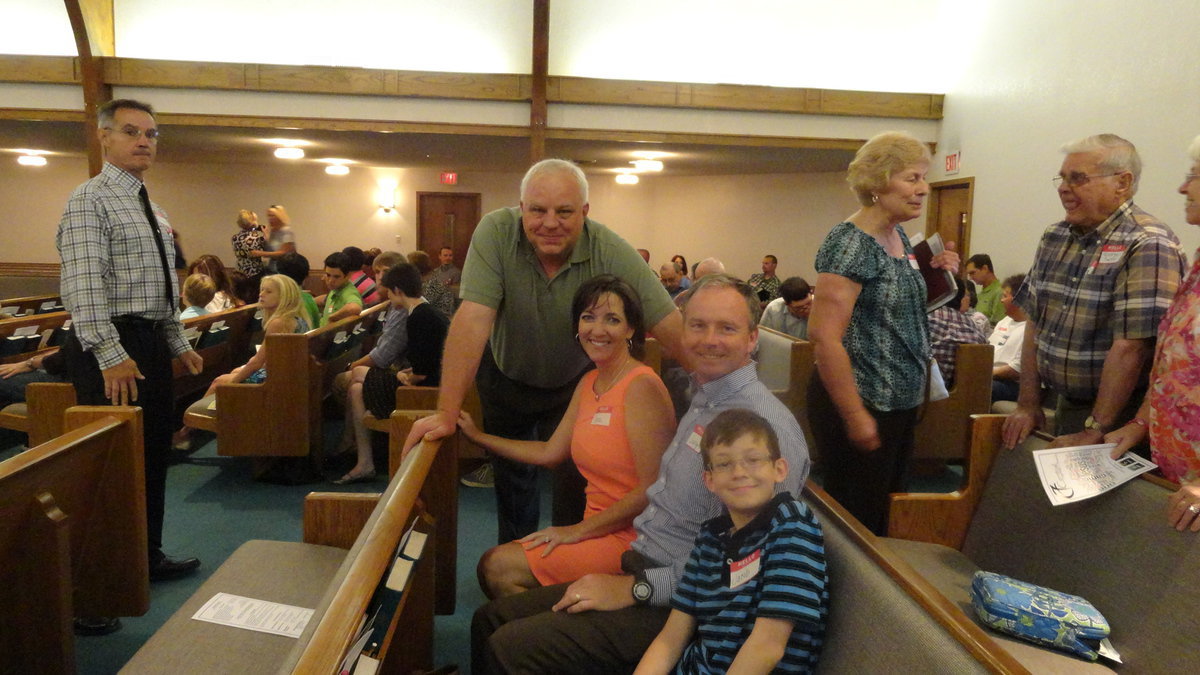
[303,492,383,549]
[889,414,1009,548]
[1,406,148,675]
[913,343,994,463]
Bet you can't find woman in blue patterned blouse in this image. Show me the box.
[806,131,959,535]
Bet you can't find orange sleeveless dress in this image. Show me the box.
[525,363,670,585]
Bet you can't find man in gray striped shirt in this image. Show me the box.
[473,274,811,674]
[58,101,204,635]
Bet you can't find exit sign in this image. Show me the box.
[440,172,458,185]
[944,151,961,175]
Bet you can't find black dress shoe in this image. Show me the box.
[74,616,122,636]
[149,552,201,581]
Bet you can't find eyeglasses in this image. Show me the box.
[1051,172,1120,188]
[1184,173,1200,184]
[707,455,773,474]
[104,126,160,141]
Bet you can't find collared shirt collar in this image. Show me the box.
[1068,200,1132,242]
[689,361,759,409]
[99,161,146,193]
[707,492,793,551]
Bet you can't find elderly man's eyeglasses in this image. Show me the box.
[1052,172,1120,188]
[707,455,773,474]
[105,126,160,141]
[1184,173,1200,184]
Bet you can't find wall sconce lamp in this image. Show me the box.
[378,182,399,212]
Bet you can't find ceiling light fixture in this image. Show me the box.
[631,159,664,172]
[631,151,670,160]
[615,173,639,185]
[325,164,349,176]
[274,147,305,160]
[17,154,47,166]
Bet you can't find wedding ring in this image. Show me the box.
[1188,504,1199,515]
[574,593,581,601]
[544,536,550,543]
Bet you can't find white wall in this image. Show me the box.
[931,0,1200,279]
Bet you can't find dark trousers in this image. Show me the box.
[476,346,587,543]
[807,376,917,536]
[991,378,1020,403]
[471,583,671,675]
[63,321,173,555]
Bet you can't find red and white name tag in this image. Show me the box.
[1099,244,1126,265]
[686,425,705,453]
[907,254,920,270]
[591,406,613,426]
[729,549,762,588]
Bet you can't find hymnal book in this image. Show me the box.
[908,231,958,312]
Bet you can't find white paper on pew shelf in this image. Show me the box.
[1032,444,1157,506]
[385,557,414,591]
[338,614,376,674]
[352,654,380,675]
[0,306,17,315]
[191,592,314,638]
[402,530,428,560]
[209,320,225,331]
[13,325,38,336]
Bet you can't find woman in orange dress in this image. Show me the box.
[458,274,676,598]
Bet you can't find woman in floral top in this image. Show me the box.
[1107,134,1200,532]
[807,131,959,535]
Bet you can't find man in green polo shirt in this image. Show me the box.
[317,251,363,326]
[404,159,684,543]
[966,253,1006,326]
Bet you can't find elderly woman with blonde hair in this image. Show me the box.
[1106,134,1200,532]
[806,130,959,535]
[231,209,269,296]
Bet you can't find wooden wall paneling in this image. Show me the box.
[0,56,79,84]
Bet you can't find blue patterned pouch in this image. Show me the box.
[969,570,1110,660]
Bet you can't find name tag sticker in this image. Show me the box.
[591,406,613,426]
[729,549,762,588]
[1099,244,1126,265]
[907,254,920,270]
[686,425,705,453]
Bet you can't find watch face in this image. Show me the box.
[633,581,652,602]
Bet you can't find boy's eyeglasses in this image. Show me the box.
[707,455,772,474]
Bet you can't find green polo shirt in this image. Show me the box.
[460,207,675,389]
[976,279,1006,326]
[321,282,363,326]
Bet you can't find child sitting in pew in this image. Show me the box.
[172,274,308,447]
[180,273,216,320]
[636,409,829,675]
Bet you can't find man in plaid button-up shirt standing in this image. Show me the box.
[57,100,205,634]
[1003,134,1186,451]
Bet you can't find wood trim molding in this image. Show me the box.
[155,112,530,138]
[0,54,942,121]
[0,263,60,278]
[0,56,80,84]
[547,127,867,151]
[0,108,85,122]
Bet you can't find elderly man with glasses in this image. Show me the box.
[1003,134,1186,451]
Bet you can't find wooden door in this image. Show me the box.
[926,177,974,261]
[417,193,481,264]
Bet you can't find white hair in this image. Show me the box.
[1188,135,1200,164]
[520,159,589,204]
[1060,133,1141,194]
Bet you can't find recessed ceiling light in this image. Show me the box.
[615,173,639,185]
[325,165,349,176]
[17,154,47,166]
[631,159,663,172]
[274,147,305,160]
[316,158,355,165]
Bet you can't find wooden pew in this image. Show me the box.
[183,303,387,458]
[755,327,815,453]
[887,415,1200,672]
[122,430,446,674]
[0,305,258,446]
[1,406,148,675]
[0,293,62,317]
[912,342,994,463]
[0,310,71,364]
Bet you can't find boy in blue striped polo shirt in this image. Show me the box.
[635,409,828,674]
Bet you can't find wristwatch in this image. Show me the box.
[1083,415,1108,434]
[631,573,653,605]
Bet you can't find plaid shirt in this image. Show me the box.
[57,162,191,369]
[928,306,989,387]
[1015,201,1185,399]
[748,273,781,301]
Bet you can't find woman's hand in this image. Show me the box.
[846,409,882,452]
[1167,484,1200,532]
[456,410,483,443]
[520,524,582,557]
[395,367,414,385]
[930,240,960,274]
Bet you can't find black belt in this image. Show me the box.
[111,315,167,330]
